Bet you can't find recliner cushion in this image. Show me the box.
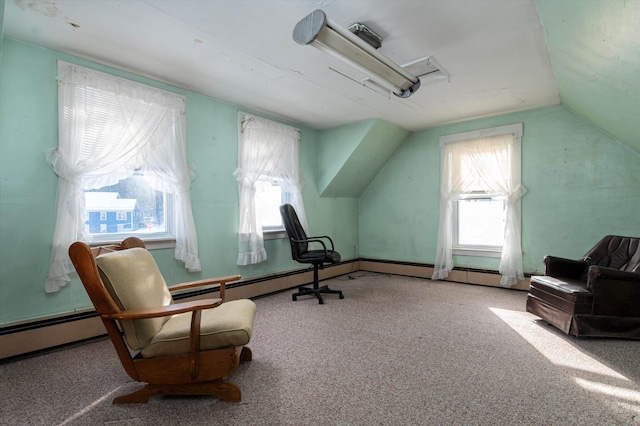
[141,299,257,358]
[530,275,590,294]
[583,235,640,272]
[96,248,173,351]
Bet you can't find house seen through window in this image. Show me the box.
[84,173,170,241]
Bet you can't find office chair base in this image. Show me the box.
[292,284,344,304]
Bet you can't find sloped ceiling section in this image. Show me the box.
[318,119,410,197]
[536,0,640,153]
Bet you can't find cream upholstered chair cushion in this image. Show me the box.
[96,247,257,359]
[141,299,256,358]
[97,248,173,350]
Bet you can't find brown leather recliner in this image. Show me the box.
[527,235,640,338]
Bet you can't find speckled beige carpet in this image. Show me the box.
[4,273,640,425]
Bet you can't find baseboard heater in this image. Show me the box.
[0,260,358,361]
[0,259,529,361]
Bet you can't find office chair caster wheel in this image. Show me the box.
[339,294,344,299]
[318,298,324,305]
[292,295,297,301]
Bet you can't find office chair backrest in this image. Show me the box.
[280,203,308,259]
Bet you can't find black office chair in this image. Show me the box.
[279,204,344,304]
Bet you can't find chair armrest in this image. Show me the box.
[105,298,222,320]
[544,255,588,278]
[292,236,335,253]
[292,237,328,253]
[587,266,640,316]
[313,235,336,251]
[587,266,640,284]
[168,274,241,301]
[106,296,223,378]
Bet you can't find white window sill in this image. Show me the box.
[263,229,287,240]
[453,247,502,258]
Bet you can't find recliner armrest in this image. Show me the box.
[587,266,640,317]
[544,255,588,278]
[587,265,640,284]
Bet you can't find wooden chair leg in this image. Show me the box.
[112,380,242,404]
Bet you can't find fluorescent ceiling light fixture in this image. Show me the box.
[293,9,421,98]
[348,23,382,49]
[362,56,449,96]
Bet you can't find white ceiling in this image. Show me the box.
[3,0,560,131]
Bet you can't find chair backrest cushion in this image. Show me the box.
[583,235,640,273]
[280,203,308,258]
[96,248,173,350]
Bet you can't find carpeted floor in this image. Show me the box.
[3,273,640,425]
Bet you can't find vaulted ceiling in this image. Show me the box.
[3,0,640,152]
[536,0,640,154]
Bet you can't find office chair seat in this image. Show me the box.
[298,250,341,263]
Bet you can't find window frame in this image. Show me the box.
[441,123,523,258]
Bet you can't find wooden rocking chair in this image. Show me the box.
[68,237,256,404]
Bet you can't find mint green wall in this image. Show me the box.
[0,38,358,325]
[536,0,640,155]
[360,105,640,274]
[4,36,640,327]
[318,119,409,197]
[318,120,372,195]
[0,0,4,64]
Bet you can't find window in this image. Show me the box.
[45,61,201,293]
[455,195,506,251]
[235,112,307,265]
[84,174,171,242]
[433,123,526,287]
[255,178,292,231]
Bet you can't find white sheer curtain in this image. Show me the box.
[45,61,201,293]
[432,124,526,287]
[234,112,307,265]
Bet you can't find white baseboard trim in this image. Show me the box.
[0,259,528,360]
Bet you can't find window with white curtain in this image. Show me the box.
[234,112,307,265]
[432,123,526,287]
[44,61,201,293]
